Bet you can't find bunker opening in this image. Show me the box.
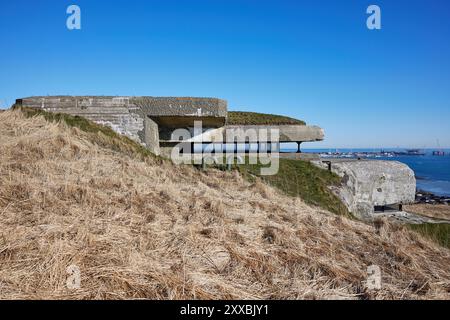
[374,203,403,213]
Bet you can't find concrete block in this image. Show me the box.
[313,159,416,220]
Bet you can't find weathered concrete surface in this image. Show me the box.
[313,160,416,220]
[132,97,227,118]
[17,96,145,143]
[144,117,160,155]
[160,125,324,143]
[224,125,324,143]
[17,96,227,118]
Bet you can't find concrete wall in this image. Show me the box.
[144,117,161,155]
[16,96,227,152]
[17,96,145,143]
[313,159,416,220]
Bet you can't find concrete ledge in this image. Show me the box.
[224,125,324,142]
[159,124,324,143]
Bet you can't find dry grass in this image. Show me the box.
[0,110,449,300]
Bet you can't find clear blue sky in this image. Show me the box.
[1,0,450,148]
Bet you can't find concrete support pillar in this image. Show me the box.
[297,142,302,153]
[144,117,160,156]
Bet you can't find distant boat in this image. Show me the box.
[433,139,446,156]
[393,149,426,156]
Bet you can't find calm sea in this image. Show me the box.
[300,148,450,197]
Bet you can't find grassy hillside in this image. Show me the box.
[228,111,306,126]
[409,223,450,248]
[12,107,450,247]
[235,159,350,217]
[0,109,449,299]
[235,161,449,247]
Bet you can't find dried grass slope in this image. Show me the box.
[0,110,449,300]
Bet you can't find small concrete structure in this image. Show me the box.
[313,159,416,220]
[15,96,324,157]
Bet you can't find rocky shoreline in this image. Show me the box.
[415,190,450,205]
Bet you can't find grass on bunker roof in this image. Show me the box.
[227,111,306,126]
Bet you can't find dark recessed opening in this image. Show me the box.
[374,203,403,213]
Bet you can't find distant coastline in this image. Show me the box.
[296,148,450,197]
[415,189,450,205]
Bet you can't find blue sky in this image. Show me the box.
[1,0,449,148]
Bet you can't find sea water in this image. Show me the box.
[300,149,450,197]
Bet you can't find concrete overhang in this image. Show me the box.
[161,124,325,143]
[224,125,324,143]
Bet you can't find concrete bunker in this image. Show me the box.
[313,159,416,220]
[15,96,324,158]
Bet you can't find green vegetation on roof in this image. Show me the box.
[227,111,306,126]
